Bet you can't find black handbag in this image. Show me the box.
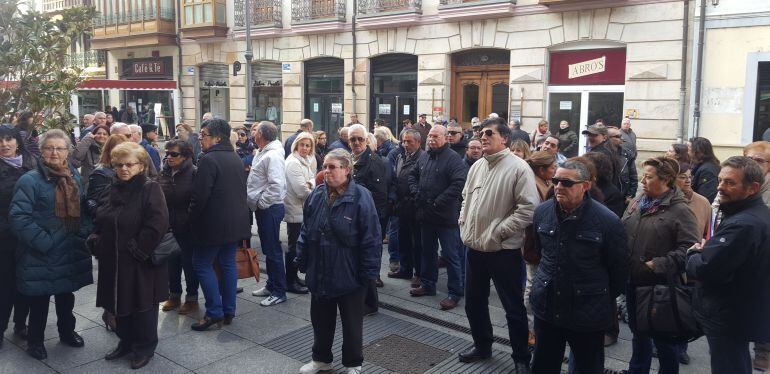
[634,272,702,341]
[151,232,181,266]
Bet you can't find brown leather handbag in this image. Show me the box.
[214,240,260,282]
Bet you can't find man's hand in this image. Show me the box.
[687,239,706,254]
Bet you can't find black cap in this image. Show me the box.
[140,123,158,135]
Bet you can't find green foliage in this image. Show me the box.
[0,0,95,130]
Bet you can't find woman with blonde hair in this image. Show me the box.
[511,139,531,160]
[284,132,317,293]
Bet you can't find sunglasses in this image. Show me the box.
[481,129,497,138]
[166,151,181,157]
[113,162,141,169]
[349,136,366,143]
[551,178,583,187]
[448,131,461,135]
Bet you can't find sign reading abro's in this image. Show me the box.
[568,56,606,79]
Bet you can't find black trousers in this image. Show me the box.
[115,307,159,357]
[465,248,530,363]
[311,287,366,367]
[26,292,76,345]
[0,249,29,333]
[531,317,605,374]
[286,222,302,285]
[397,214,422,277]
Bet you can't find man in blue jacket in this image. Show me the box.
[687,156,770,374]
[140,124,161,172]
[408,125,468,311]
[530,159,629,373]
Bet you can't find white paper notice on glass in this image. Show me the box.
[559,101,572,110]
[403,105,410,115]
[378,104,391,115]
[313,103,319,112]
[331,103,342,113]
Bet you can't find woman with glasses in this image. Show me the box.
[622,156,699,374]
[0,124,34,348]
[9,129,93,360]
[158,140,200,315]
[92,142,169,369]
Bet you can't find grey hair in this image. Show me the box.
[300,118,313,131]
[38,129,72,150]
[721,156,766,186]
[373,127,389,141]
[110,122,128,135]
[348,123,368,137]
[401,129,421,142]
[128,124,142,133]
[93,111,106,119]
[559,159,591,182]
[447,122,462,130]
[257,121,278,142]
[431,125,448,136]
[83,114,95,121]
[325,148,353,169]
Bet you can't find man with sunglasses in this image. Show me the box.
[529,160,629,374]
[607,126,638,205]
[458,117,540,372]
[447,122,468,156]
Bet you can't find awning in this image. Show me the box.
[78,79,177,90]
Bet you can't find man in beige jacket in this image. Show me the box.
[457,116,540,373]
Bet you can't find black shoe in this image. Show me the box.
[236,287,244,294]
[14,325,28,340]
[679,351,691,365]
[287,282,309,294]
[191,316,224,331]
[26,343,47,360]
[458,347,491,363]
[224,314,234,325]
[105,344,131,360]
[364,309,378,316]
[513,361,532,374]
[296,278,306,287]
[60,331,85,347]
[130,354,153,370]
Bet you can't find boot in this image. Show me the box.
[161,296,181,312]
[178,300,199,315]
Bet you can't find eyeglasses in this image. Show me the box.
[42,146,67,154]
[481,129,497,138]
[349,137,366,143]
[166,151,181,158]
[322,164,343,170]
[551,178,583,187]
[238,133,247,137]
[112,162,141,169]
[199,132,211,138]
[448,131,461,135]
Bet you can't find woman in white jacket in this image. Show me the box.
[284,132,317,294]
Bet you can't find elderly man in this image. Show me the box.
[530,160,629,373]
[79,114,95,140]
[407,125,468,310]
[94,111,107,127]
[687,156,770,374]
[458,117,540,371]
[348,124,391,315]
[140,124,161,171]
[620,118,637,158]
[447,122,468,156]
[390,130,424,285]
[329,127,351,152]
[608,127,638,202]
[109,122,130,136]
[508,119,530,146]
[284,119,313,159]
[248,121,289,307]
[202,112,214,122]
[127,124,143,143]
[464,138,483,167]
[121,106,138,124]
[415,114,431,149]
[540,135,567,166]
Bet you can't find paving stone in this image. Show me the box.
[156,329,255,370]
[0,342,57,374]
[42,325,119,372]
[194,345,303,374]
[62,352,188,374]
[221,307,310,344]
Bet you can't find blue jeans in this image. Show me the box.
[387,216,400,264]
[192,243,237,319]
[707,335,752,374]
[168,236,199,301]
[627,284,679,374]
[256,204,286,298]
[420,225,464,300]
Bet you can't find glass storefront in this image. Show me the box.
[305,57,344,141]
[199,64,230,121]
[251,61,282,126]
[370,54,417,136]
[754,61,770,141]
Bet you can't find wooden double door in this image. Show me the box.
[452,66,510,126]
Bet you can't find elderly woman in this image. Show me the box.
[175,122,201,163]
[296,149,381,374]
[374,126,397,158]
[69,124,110,189]
[531,120,551,150]
[0,124,34,347]
[9,129,93,360]
[622,156,699,374]
[93,142,169,370]
[158,140,200,314]
[284,133,317,294]
[557,120,578,157]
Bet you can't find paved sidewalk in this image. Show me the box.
[0,228,752,373]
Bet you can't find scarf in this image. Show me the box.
[45,161,81,232]
[638,188,673,215]
[0,154,23,168]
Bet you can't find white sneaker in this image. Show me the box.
[299,360,332,373]
[260,295,286,307]
[346,366,362,374]
[252,287,271,297]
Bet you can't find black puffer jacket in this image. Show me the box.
[530,195,629,332]
[86,165,114,215]
[352,147,394,220]
[449,138,467,157]
[692,161,719,203]
[408,144,467,227]
[0,152,36,249]
[394,148,424,219]
[158,158,196,235]
[687,195,770,341]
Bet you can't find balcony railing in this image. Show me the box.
[65,50,106,69]
[439,0,514,5]
[92,7,175,27]
[291,0,345,23]
[358,0,420,15]
[42,0,91,12]
[234,0,282,29]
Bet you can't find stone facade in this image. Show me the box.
[180,0,686,152]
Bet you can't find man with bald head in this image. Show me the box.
[408,125,468,311]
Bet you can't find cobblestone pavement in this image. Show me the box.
[0,227,756,374]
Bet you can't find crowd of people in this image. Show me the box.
[0,108,768,374]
